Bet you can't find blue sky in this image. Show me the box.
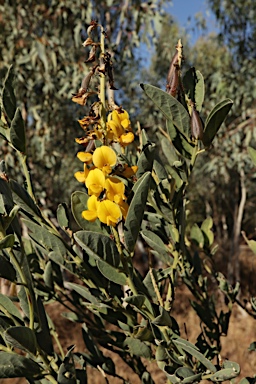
[170,0,218,44]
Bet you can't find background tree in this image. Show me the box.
[0,0,170,211]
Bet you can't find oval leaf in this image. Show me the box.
[10,108,26,153]
[203,99,233,147]
[97,259,127,285]
[124,172,151,253]
[5,326,37,354]
[0,255,16,281]
[0,352,43,379]
[0,234,15,250]
[0,293,23,321]
[57,203,69,229]
[2,65,16,121]
[140,83,190,136]
[74,230,120,267]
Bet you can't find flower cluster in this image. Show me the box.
[74,115,137,227]
[72,21,137,226]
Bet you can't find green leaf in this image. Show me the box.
[136,140,156,178]
[248,146,256,166]
[0,178,14,215]
[57,346,76,384]
[23,219,67,264]
[97,260,127,285]
[5,326,37,354]
[0,234,15,249]
[2,66,16,121]
[209,361,240,382]
[190,224,204,247]
[141,230,170,260]
[74,231,120,267]
[57,203,69,228]
[166,120,194,159]
[124,172,151,253]
[0,293,23,321]
[124,295,145,309]
[10,108,26,153]
[203,99,233,147]
[140,83,190,136]
[124,337,152,359]
[201,217,214,246]
[66,282,99,304]
[153,154,169,181]
[71,191,101,231]
[242,233,256,255]
[10,179,42,218]
[183,68,204,113]
[152,306,172,327]
[0,255,16,281]
[36,297,54,356]
[173,339,217,373]
[195,70,205,112]
[0,352,43,379]
[161,137,179,166]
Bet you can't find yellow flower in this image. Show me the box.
[119,132,134,146]
[93,146,117,174]
[77,152,93,163]
[82,195,99,222]
[110,109,131,131]
[105,177,126,204]
[86,168,105,196]
[107,120,124,138]
[74,164,90,183]
[107,109,134,146]
[97,200,121,226]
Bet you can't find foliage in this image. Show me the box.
[0,22,250,382]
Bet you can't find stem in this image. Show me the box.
[99,26,106,133]
[8,249,34,330]
[149,267,163,307]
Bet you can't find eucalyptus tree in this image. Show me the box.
[0,0,170,209]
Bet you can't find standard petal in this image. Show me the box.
[93,146,117,169]
[97,200,121,226]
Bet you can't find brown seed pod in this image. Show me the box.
[167,50,179,86]
[190,104,204,140]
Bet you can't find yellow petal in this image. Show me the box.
[119,132,134,146]
[87,195,100,211]
[118,109,130,122]
[77,152,93,163]
[82,210,98,222]
[120,118,130,130]
[74,171,86,183]
[81,195,99,222]
[105,177,125,202]
[93,146,117,169]
[97,200,121,226]
[107,120,124,138]
[86,169,105,196]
